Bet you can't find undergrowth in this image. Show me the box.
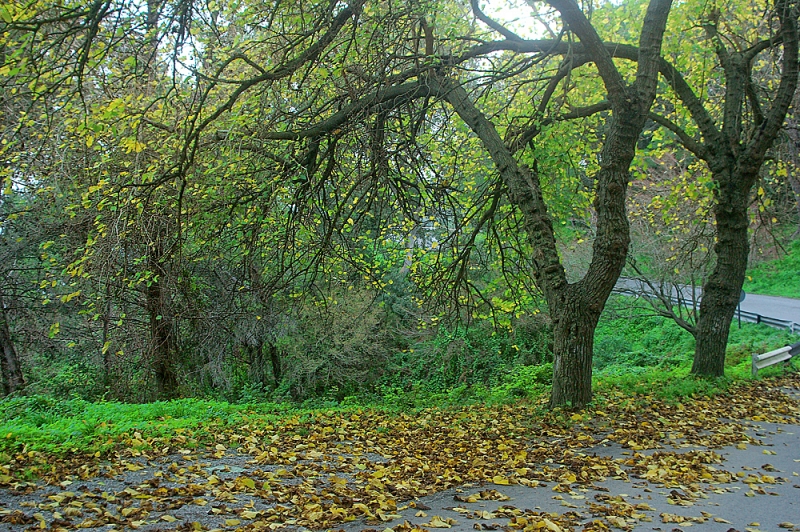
[0,309,796,461]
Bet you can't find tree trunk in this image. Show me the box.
[146,238,179,400]
[439,76,642,408]
[268,342,282,389]
[688,0,797,376]
[0,298,25,395]
[692,170,751,376]
[101,295,115,389]
[147,283,179,399]
[550,297,600,408]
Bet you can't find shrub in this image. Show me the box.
[277,288,391,401]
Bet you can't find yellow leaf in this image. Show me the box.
[542,518,562,532]
[492,475,510,485]
[561,472,577,483]
[424,516,455,528]
[237,476,256,489]
[606,516,627,528]
[224,519,241,526]
[160,515,178,522]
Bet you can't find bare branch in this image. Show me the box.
[470,0,524,41]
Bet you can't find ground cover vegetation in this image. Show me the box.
[1,0,799,410]
[0,373,797,530]
[742,238,800,298]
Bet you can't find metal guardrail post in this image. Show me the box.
[789,341,800,357]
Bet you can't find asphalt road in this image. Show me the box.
[338,420,800,532]
[614,278,800,326]
[738,293,800,325]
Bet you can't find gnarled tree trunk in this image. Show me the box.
[692,169,752,376]
[549,292,601,407]
[689,0,798,376]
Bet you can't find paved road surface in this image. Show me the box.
[738,293,800,324]
[339,419,800,531]
[615,278,800,326]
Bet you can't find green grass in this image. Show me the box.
[744,239,800,298]
[0,396,294,456]
[2,304,796,463]
[591,295,798,400]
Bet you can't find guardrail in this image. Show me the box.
[752,341,800,376]
[614,281,800,333]
[736,309,800,333]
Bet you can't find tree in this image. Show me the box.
[220,0,676,407]
[16,0,789,402]
[611,0,799,375]
[2,0,678,406]
[665,0,798,376]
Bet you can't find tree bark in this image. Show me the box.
[0,297,25,395]
[549,292,600,407]
[692,169,752,376]
[146,237,179,399]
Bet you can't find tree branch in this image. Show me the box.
[253,82,430,141]
[745,0,799,161]
[470,0,524,41]
[648,111,710,159]
[546,0,629,109]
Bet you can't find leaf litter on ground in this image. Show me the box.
[0,375,798,531]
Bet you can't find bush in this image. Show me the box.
[380,314,553,394]
[277,288,391,401]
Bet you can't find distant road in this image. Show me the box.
[614,278,800,327]
[736,292,800,324]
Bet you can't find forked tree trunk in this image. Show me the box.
[439,71,655,408]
